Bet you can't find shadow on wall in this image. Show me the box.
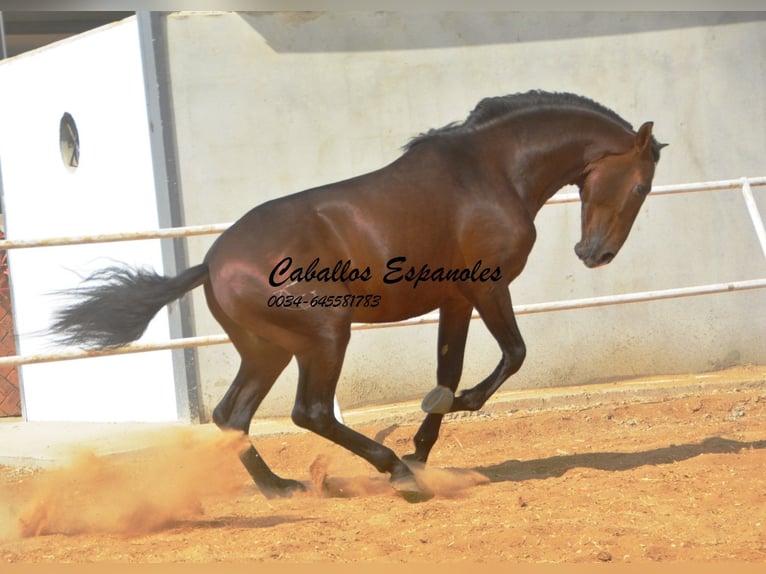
[236,12,766,53]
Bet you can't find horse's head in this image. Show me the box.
[574,121,665,268]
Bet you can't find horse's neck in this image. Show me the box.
[493,112,633,217]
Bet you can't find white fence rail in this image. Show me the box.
[1,176,764,369]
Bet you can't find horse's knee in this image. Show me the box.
[212,401,252,434]
[291,403,335,436]
[290,406,310,430]
[212,403,229,430]
[505,340,526,373]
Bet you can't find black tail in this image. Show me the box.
[51,263,209,349]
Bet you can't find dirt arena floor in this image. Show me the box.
[1,367,765,564]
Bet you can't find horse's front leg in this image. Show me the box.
[438,286,526,414]
[403,299,472,464]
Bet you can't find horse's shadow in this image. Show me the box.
[473,436,766,483]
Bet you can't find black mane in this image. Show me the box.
[405,90,662,160]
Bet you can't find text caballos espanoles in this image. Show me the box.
[269,256,502,289]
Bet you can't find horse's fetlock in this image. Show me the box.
[460,390,486,411]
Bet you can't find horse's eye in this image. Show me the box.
[634,183,649,196]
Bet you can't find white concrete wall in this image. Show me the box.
[165,12,766,419]
[0,18,178,422]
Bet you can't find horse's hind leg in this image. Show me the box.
[290,324,427,500]
[212,336,301,498]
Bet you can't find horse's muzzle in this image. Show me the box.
[574,241,615,268]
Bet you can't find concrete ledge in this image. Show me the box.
[340,364,766,429]
[1,365,763,469]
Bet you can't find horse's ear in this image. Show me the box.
[635,121,654,152]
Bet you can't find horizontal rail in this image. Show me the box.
[0,222,231,250]
[1,177,764,250]
[547,175,766,205]
[353,277,766,329]
[2,277,764,368]
[0,335,230,368]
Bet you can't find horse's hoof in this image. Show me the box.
[402,452,426,465]
[260,478,307,499]
[421,385,454,414]
[390,473,433,503]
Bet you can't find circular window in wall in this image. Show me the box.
[59,112,80,173]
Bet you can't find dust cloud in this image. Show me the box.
[410,464,491,496]
[1,428,491,540]
[1,427,249,539]
[309,454,489,499]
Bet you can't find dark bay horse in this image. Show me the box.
[52,91,665,500]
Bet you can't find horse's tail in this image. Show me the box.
[51,263,209,349]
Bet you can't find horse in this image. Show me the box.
[51,90,666,501]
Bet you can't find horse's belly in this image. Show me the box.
[347,284,450,324]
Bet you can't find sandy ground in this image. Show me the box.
[1,369,765,563]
